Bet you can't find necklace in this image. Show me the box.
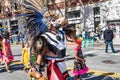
[50,31,62,41]
[56,34,61,41]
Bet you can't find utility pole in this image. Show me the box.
[64,0,67,18]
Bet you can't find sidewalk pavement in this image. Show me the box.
[113,38,120,45]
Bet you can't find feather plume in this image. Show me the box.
[22,0,48,40]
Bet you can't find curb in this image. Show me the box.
[12,60,22,64]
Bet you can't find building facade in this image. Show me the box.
[1,0,120,38]
[0,0,23,34]
[48,0,120,38]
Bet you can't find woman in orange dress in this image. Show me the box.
[1,31,14,72]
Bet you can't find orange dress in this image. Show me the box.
[1,39,14,63]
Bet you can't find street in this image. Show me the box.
[1,0,120,80]
[0,41,120,80]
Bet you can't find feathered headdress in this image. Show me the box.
[44,10,69,29]
[22,0,75,43]
[22,0,49,39]
[21,0,77,53]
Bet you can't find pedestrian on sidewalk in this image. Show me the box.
[90,30,96,40]
[103,26,116,53]
[1,31,14,72]
[72,37,89,80]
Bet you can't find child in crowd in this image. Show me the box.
[21,42,30,72]
[72,37,89,80]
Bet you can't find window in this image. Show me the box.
[93,7,100,15]
[0,22,2,27]
[94,17,100,22]
[67,10,80,18]
[10,20,18,34]
[10,20,18,25]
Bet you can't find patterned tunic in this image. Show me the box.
[42,30,69,80]
[42,30,66,58]
[72,46,89,76]
[73,46,85,71]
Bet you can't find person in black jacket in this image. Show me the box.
[103,26,115,53]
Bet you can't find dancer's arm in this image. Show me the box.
[74,50,86,62]
[36,46,47,65]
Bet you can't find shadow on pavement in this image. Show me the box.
[102,60,118,64]
[81,73,117,80]
[13,54,22,57]
[0,67,6,72]
[0,64,24,73]
[84,54,97,58]
[115,50,120,53]
[10,64,24,72]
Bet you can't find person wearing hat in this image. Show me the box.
[72,37,89,80]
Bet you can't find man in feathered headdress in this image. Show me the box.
[22,1,76,80]
[35,11,70,80]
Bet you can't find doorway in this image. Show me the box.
[107,20,120,38]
